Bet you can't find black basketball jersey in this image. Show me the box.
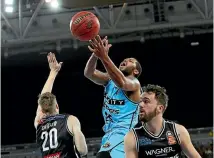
[132,120,182,158]
[36,114,81,158]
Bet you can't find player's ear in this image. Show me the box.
[157,104,164,113]
[56,104,59,109]
[134,69,139,76]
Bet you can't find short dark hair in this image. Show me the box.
[142,84,169,111]
[135,60,142,78]
[38,92,56,113]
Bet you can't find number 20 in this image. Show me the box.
[41,128,58,151]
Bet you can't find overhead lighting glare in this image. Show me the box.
[51,0,59,8]
[5,6,13,13]
[191,42,199,46]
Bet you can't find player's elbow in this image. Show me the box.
[78,146,88,156]
[84,69,90,77]
[73,130,88,156]
[84,69,93,79]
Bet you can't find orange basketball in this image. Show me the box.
[70,11,100,41]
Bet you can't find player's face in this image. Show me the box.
[139,92,162,122]
[119,58,137,76]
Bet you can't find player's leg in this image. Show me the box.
[96,151,111,158]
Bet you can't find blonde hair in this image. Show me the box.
[38,92,57,113]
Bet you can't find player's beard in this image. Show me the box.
[120,67,134,76]
[140,107,158,123]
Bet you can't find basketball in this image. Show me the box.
[70,11,100,41]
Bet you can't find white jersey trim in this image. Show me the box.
[132,128,140,152]
[172,122,181,144]
[142,120,166,138]
[66,116,74,137]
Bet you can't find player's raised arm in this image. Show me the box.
[89,35,140,91]
[124,131,138,158]
[67,115,88,156]
[34,52,62,128]
[84,53,109,86]
[176,124,202,158]
[84,36,111,86]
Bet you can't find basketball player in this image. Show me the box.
[84,35,142,158]
[124,84,201,158]
[34,52,88,158]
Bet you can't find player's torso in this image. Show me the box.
[36,114,80,158]
[102,80,139,132]
[134,120,182,158]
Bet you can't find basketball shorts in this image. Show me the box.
[96,143,124,158]
[98,128,128,158]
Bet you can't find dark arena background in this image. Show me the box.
[1,0,213,158]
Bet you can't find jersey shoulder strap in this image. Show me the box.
[63,114,74,137]
[165,120,181,144]
[132,126,143,152]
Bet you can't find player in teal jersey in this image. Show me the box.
[84,35,142,158]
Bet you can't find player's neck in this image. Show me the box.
[144,116,164,136]
[45,112,58,116]
[125,74,135,79]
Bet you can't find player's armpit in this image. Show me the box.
[67,116,88,156]
[124,131,138,158]
[85,70,110,86]
[176,124,202,158]
[122,77,141,92]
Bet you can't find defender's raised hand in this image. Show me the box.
[47,52,63,72]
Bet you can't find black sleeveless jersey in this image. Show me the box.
[36,114,81,158]
[132,120,182,158]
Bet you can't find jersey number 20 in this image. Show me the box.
[41,128,58,151]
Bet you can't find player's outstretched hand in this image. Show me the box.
[88,35,112,59]
[47,52,63,73]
